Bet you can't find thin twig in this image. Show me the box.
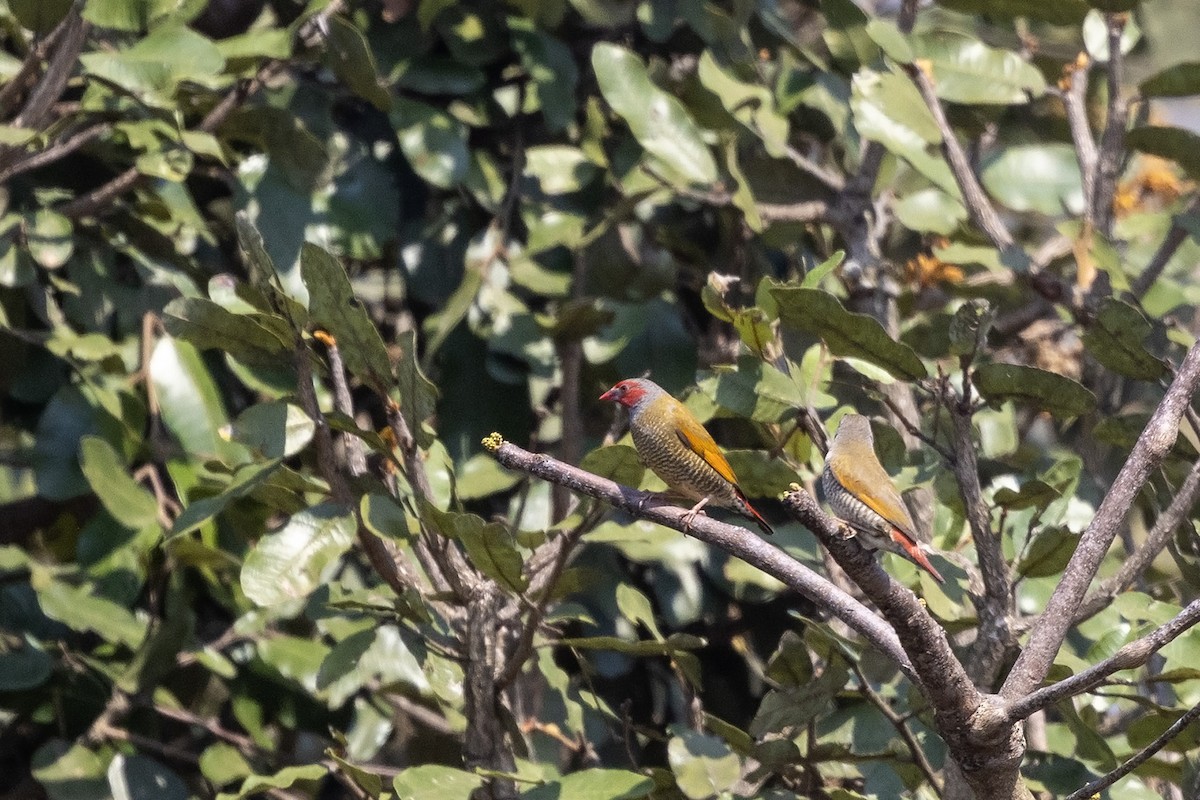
[1065,700,1200,800]
[1001,342,1200,701]
[784,144,845,192]
[0,11,72,115]
[850,658,943,795]
[11,7,90,131]
[1130,197,1199,299]
[0,122,112,183]
[947,390,1014,689]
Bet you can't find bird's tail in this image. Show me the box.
[889,528,944,583]
[734,488,775,536]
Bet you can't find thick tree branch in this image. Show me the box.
[0,10,73,116]
[1075,454,1200,623]
[1064,699,1200,800]
[1001,342,1200,700]
[1007,598,1200,722]
[484,437,915,681]
[11,6,89,131]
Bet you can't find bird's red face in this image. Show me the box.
[599,379,647,408]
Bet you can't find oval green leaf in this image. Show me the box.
[972,363,1096,418]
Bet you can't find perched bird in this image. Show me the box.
[599,378,774,536]
[822,414,944,583]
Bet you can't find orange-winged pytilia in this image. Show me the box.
[822,414,944,583]
[599,378,774,536]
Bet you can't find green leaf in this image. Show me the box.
[616,584,663,641]
[697,51,790,157]
[108,754,189,800]
[522,768,653,800]
[524,145,600,194]
[696,358,802,422]
[322,15,391,110]
[865,19,913,64]
[25,209,73,269]
[821,0,878,67]
[393,765,483,800]
[391,97,470,188]
[557,633,704,656]
[361,493,412,540]
[948,299,995,357]
[972,363,1096,418]
[79,436,160,530]
[148,335,244,463]
[9,0,72,32]
[934,0,1089,24]
[34,576,147,648]
[420,501,528,592]
[511,19,578,133]
[80,25,224,104]
[228,403,315,459]
[395,328,439,447]
[802,251,844,288]
[981,143,1084,214]
[1126,126,1200,181]
[668,727,741,799]
[1082,299,1166,381]
[169,461,281,538]
[910,32,1046,104]
[1140,62,1200,98]
[222,765,327,800]
[33,385,123,500]
[592,42,718,186]
[302,244,393,389]
[773,286,928,380]
[241,504,357,607]
[0,635,52,690]
[894,188,967,234]
[162,297,293,368]
[850,69,959,196]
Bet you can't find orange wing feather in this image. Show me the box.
[828,452,918,537]
[672,412,740,486]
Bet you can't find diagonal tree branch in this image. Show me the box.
[1001,342,1200,701]
[1074,454,1200,624]
[904,61,1014,253]
[484,436,916,682]
[1059,54,1097,224]
[1007,598,1200,722]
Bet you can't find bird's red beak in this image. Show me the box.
[599,387,618,402]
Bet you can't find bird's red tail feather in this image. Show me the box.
[889,528,944,583]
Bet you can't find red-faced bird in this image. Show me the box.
[822,414,944,582]
[599,378,774,536]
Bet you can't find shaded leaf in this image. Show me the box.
[522,769,653,800]
[1140,62,1200,98]
[108,754,188,800]
[1082,298,1165,381]
[981,143,1084,214]
[1126,125,1200,181]
[973,363,1095,418]
[302,243,393,389]
[393,765,483,800]
[420,501,528,592]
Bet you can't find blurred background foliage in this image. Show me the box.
[0,0,1199,798]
